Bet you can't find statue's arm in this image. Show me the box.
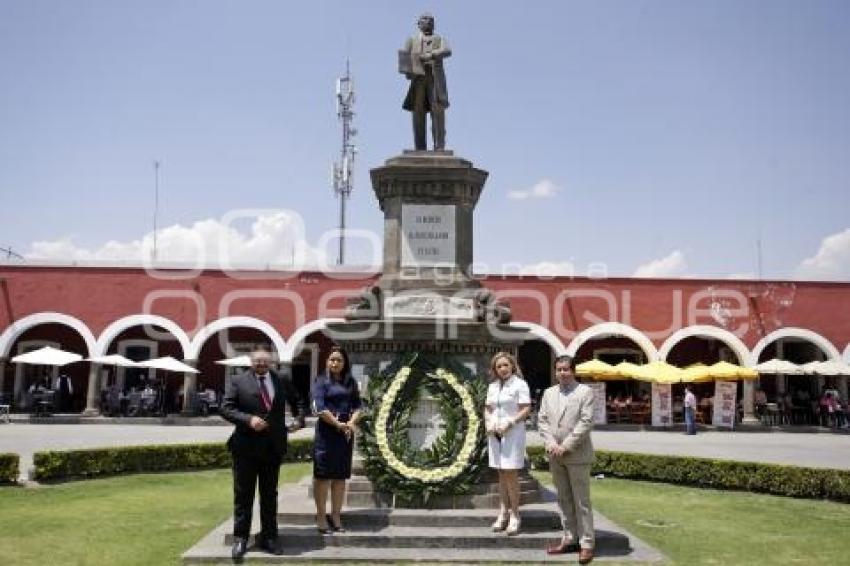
[431,36,451,60]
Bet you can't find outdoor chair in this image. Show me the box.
[140,392,158,416]
[199,394,219,417]
[33,391,54,417]
[126,392,142,417]
[630,404,650,425]
[105,392,122,416]
[764,403,781,426]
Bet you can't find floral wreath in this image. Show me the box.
[358,352,488,504]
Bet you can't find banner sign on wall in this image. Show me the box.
[651,383,672,427]
[586,382,607,425]
[713,380,737,429]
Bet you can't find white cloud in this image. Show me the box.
[795,228,850,281]
[633,250,687,278]
[25,211,330,268]
[507,179,562,200]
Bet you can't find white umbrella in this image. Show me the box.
[754,358,805,375]
[215,355,252,367]
[138,356,199,373]
[800,361,821,375]
[804,360,850,376]
[85,354,138,367]
[12,346,83,366]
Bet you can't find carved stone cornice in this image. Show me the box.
[370,152,488,211]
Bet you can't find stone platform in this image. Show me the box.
[182,478,665,564]
[307,462,546,509]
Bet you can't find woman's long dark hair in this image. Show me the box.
[327,345,352,381]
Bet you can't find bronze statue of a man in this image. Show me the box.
[399,13,451,151]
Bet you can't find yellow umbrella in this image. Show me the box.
[633,361,684,384]
[612,361,641,380]
[707,361,758,381]
[575,359,617,380]
[589,372,628,381]
[681,363,714,383]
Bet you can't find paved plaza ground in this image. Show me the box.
[1,421,847,481]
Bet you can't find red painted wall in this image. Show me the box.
[1,265,849,354]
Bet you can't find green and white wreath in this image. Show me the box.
[358,352,488,504]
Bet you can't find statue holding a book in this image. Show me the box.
[399,13,451,151]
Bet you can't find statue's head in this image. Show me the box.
[417,12,435,34]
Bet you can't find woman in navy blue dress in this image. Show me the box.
[311,346,362,533]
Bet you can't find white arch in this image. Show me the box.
[749,327,841,366]
[281,318,345,364]
[565,322,658,361]
[844,343,850,364]
[658,325,750,365]
[95,314,191,358]
[187,316,286,360]
[0,312,97,358]
[508,321,567,356]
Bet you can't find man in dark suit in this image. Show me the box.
[221,347,303,561]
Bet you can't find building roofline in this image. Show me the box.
[1,259,848,287]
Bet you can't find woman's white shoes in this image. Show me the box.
[505,514,521,536]
[491,513,509,532]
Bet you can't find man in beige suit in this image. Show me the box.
[537,355,595,564]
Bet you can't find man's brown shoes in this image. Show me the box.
[545,537,580,555]
[545,538,593,563]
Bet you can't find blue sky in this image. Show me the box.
[1,1,849,279]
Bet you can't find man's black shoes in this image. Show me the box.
[231,537,248,562]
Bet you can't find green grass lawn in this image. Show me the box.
[1,464,848,565]
[535,470,850,565]
[0,463,310,566]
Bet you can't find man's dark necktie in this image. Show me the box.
[257,375,272,412]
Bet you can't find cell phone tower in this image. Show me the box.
[332,59,357,265]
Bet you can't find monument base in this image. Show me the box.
[181,480,664,564]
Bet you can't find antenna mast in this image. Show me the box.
[0,246,23,260]
[332,60,357,265]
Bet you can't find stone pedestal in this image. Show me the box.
[370,150,487,295]
[347,151,509,324]
[334,149,524,510]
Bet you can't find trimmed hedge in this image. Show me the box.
[0,453,19,484]
[528,446,850,503]
[33,438,313,482]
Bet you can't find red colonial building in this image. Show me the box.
[1,262,848,423]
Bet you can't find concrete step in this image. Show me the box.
[221,524,609,550]
[343,489,542,508]
[306,472,544,508]
[182,484,665,564]
[184,542,648,564]
[278,507,562,529]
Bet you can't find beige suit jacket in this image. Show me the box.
[537,382,595,465]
